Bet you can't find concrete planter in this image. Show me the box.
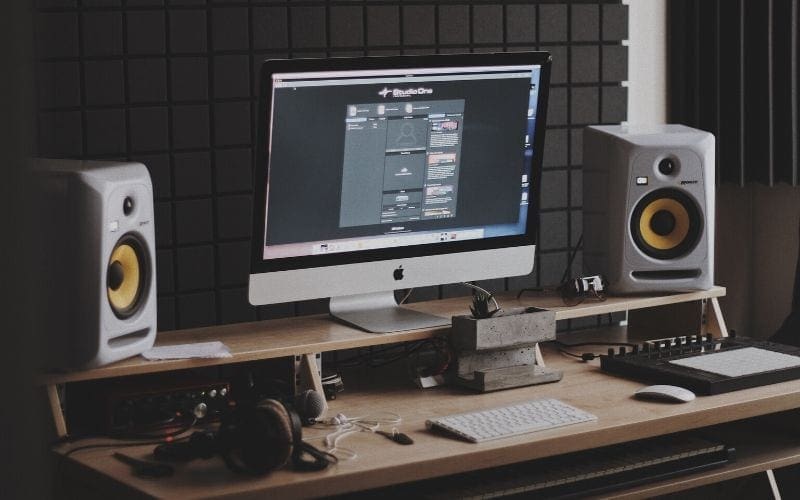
[449,307,561,392]
[450,307,556,352]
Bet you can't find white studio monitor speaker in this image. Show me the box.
[582,125,715,293]
[33,159,157,369]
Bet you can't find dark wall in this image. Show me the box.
[33,0,629,332]
[668,0,799,187]
[4,1,51,496]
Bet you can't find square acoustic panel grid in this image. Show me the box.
[34,1,628,331]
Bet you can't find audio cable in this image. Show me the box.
[314,412,404,460]
[56,433,194,493]
[553,340,637,362]
[51,416,199,446]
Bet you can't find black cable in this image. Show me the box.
[366,339,432,368]
[557,349,601,362]
[51,417,198,446]
[553,339,639,362]
[558,349,585,359]
[109,417,199,441]
[334,339,434,369]
[333,342,418,367]
[560,233,584,285]
[518,234,584,300]
[552,340,637,348]
[61,435,191,459]
[57,435,191,494]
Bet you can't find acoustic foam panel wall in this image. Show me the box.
[34,1,628,331]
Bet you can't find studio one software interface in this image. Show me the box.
[262,64,542,260]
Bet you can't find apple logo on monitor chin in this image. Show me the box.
[393,266,404,281]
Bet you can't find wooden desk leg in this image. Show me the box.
[46,384,68,439]
[704,297,729,338]
[296,353,329,412]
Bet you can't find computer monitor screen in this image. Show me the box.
[250,53,551,332]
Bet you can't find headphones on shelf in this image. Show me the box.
[154,396,336,475]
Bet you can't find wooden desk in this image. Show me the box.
[56,343,800,499]
[54,286,800,499]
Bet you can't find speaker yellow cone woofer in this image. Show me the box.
[630,188,702,260]
[638,198,690,250]
[107,235,148,318]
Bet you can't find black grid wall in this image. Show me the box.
[34,1,629,332]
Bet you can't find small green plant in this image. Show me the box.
[469,290,500,319]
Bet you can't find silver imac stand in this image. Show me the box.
[329,291,450,333]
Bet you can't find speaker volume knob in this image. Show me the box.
[107,261,125,291]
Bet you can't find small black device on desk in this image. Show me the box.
[601,333,800,395]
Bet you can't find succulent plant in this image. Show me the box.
[469,290,499,319]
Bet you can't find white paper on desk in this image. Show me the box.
[142,341,233,360]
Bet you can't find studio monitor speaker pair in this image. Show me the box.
[33,159,157,368]
[582,125,715,293]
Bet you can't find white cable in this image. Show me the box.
[398,288,414,304]
[323,422,355,445]
[320,412,404,461]
[354,411,402,426]
[316,411,401,427]
[324,425,360,461]
[353,421,379,432]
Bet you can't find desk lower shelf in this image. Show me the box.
[58,418,800,500]
[355,416,800,500]
[607,418,800,499]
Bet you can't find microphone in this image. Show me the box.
[293,389,326,425]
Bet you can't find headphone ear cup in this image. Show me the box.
[220,398,294,475]
[246,399,294,474]
[284,404,338,472]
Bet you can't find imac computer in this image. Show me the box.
[249,52,551,333]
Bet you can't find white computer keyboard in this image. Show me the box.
[426,398,597,443]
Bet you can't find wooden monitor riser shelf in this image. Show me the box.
[42,287,728,439]
[41,286,728,386]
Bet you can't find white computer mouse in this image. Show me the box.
[634,385,696,403]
